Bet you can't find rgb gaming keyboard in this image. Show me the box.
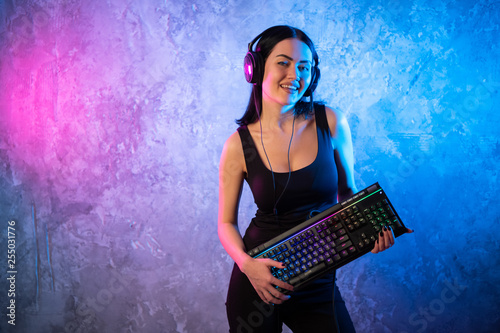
[247,183,407,293]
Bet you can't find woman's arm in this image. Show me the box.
[325,106,398,253]
[217,132,293,304]
[217,132,248,267]
[325,106,357,202]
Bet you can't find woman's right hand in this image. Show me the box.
[241,257,294,305]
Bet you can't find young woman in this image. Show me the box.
[218,25,397,333]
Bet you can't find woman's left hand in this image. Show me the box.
[371,226,414,253]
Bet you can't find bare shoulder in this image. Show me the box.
[222,131,243,158]
[220,130,246,173]
[323,106,349,138]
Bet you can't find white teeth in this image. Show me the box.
[281,85,298,90]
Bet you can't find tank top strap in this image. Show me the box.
[314,103,329,135]
[237,125,251,150]
[237,125,262,177]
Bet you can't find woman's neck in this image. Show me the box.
[259,100,296,131]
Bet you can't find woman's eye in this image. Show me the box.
[278,61,288,66]
[299,66,310,72]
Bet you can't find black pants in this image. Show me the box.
[226,264,356,333]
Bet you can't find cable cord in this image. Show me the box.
[273,116,295,215]
[255,92,295,218]
[254,89,294,326]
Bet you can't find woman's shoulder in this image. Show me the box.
[322,105,349,137]
[322,105,346,120]
[223,130,243,153]
[220,130,246,174]
[221,130,247,163]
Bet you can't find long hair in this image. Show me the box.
[236,25,320,126]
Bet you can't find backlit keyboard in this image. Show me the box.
[246,183,408,293]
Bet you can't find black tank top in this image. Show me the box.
[237,104,338,251]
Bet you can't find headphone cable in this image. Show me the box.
[273,116,295,216]
[256,93,295,219]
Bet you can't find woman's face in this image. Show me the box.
[261,38,313,109]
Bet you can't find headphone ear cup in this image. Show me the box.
[304,66,320,97]
[244,51,263,84]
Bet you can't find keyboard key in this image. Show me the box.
[331,223,343,232]
[336,228,346,237]
[335,235,349,245]
[335,240,353,252]
[290,262,327,285]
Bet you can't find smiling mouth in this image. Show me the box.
[280,84,299,91]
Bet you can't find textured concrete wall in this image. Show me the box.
[0,0,498,332]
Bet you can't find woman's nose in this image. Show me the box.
[287,66,300,81]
